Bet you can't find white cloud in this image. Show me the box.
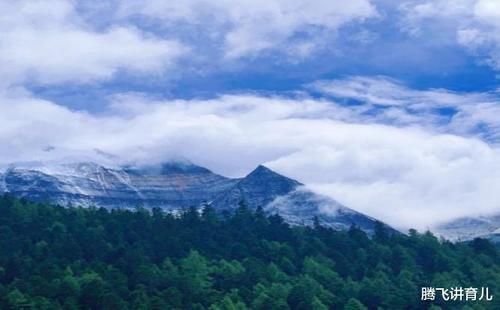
[0,0,187,86]
[312,76,500,142]
[117,0,377,58]
[398,0,474,35]
[474,0,500,26]
[399,0,500,70]
[1,82,500,231]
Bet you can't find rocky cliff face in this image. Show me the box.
[0,161,389,233]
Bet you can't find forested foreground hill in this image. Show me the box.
[0,196,498,310]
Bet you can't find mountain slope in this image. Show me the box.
[435,215,500,242]
[265,189,383,231]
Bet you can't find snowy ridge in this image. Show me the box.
[265,187,384,231]
[0,160,392,234]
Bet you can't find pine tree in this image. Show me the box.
[343,298,367,310]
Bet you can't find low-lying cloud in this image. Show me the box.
[1,79,500,231]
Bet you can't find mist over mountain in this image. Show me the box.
[436,215,500,242]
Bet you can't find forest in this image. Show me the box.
[0,195,498,309]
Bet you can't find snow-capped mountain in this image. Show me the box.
[0,161,237,209]
[0,160,390,233]
[211,165,380,231]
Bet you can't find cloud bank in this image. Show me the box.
[1,79,500,231]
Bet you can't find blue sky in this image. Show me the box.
[2,0,500,229]
[22,0,500,110]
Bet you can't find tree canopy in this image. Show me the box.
[0,195,498,309]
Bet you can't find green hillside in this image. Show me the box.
[0,195,498,309]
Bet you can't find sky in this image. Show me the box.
[2,0,500,230]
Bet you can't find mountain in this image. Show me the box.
[0,161,237,209]
[435,215,500,242]
[211,165,301,210]
[0,160,389,233]
[212,165,382,231]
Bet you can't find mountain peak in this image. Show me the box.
[210,165,302,210]
[245,165,302,187]
[250,165,274,174]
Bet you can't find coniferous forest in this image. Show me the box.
[0,195,498,309]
